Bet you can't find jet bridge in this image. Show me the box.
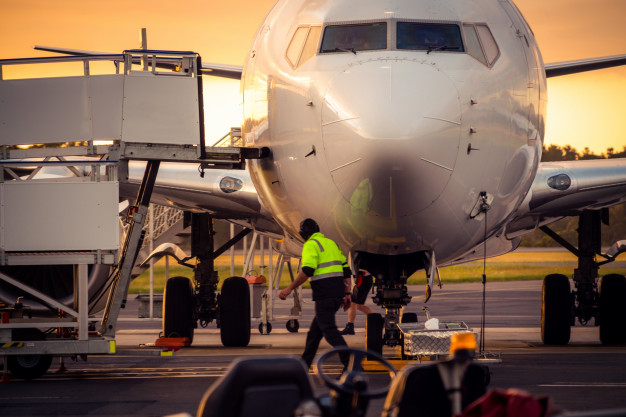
[0,50,263,379]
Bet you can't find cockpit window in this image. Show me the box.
[320,23,387,53]
[462,23,500,67]
[397,22,464,52]
[462,25,487,65]
[286,27,309,67]
[476,24,499,65]
[300,26,321,64]
[286,25,322,69]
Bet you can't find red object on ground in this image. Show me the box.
[154,337,190,351]
[245,275,266,284]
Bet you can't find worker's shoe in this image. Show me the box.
[340,322,355,335]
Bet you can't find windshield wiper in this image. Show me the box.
[322,47,357,55]
[426,44,456,54]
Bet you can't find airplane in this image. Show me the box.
[3,0,626,361]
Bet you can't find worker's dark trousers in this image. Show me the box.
[302,297,348,368]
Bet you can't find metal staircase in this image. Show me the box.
[132,204,187,278]
[0,49,266,377]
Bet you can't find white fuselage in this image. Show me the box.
[242,0,546,268]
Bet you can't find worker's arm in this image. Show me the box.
[278,270,309,300]
[342,277,352,310]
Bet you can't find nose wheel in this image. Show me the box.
[366,313,384,356]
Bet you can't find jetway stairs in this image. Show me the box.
[0,50,266,379]
[132,204,187,278]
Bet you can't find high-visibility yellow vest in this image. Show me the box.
[302,232,348,283]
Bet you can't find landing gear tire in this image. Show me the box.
[599,274,626,345]
[286,319,299,333]
[541,274,571,345]
[163,276,195,344]
[258,322,272,335]
[220,276,251,347]
[366,313,384,357]
[8,354,53,380]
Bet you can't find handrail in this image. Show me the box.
[0,54,125,66]
[0,50,200,80]
[124,49,198,56]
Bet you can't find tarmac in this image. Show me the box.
[2,281,626,417]
[115,280,605,353]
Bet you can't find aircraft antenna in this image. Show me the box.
[478,191,490,354]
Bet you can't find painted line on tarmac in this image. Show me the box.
[435,285,539,296]
[2,396,62,400]
[539,383,626,387]
[32,365,349,381]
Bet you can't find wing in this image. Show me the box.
[506,158,626,237]
[34,45,113,56]
[34,45,243,79]
[199,63,242,80]
[545,54,626,78]
[121,161,282,236]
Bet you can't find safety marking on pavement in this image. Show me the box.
[34,364,364,381]
[38,366,230,381]
[435,285,539,297]
[2,396,62,400]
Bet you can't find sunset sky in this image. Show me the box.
[1,0,625,153]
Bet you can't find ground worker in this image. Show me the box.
[340,269,374,335]
[278,218,352,368]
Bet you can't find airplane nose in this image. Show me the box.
[322,59,461,217]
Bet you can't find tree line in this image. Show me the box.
[542,144,626,161]
[520,144,626,247]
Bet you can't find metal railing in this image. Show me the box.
[0,50,200,81]
[0,54,124,80]
[143,204,185,244]
[211,127,243,148]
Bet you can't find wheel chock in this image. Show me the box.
[154,337,190,351]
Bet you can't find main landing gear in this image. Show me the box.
[161,213,252,347]
[540,209,626,345]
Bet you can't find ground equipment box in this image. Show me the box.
[399,321,477,357]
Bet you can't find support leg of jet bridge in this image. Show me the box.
[100,160,161,339]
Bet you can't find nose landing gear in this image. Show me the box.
[365,273,413,355]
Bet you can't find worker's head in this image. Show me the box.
[299,218,320,240]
